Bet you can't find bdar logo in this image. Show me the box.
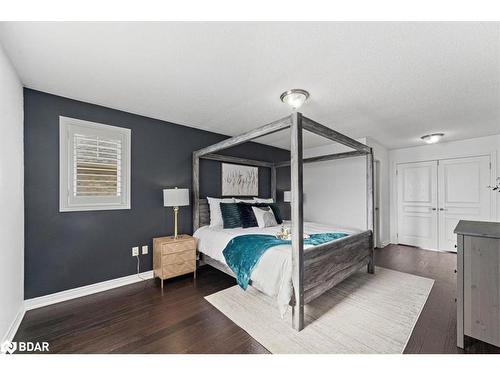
[1,341,17,354]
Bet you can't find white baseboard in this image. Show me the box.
[380,241,391,248]
[1,303,25,344]
[25,270,154,311]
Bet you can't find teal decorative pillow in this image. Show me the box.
[220,202,242,229]
[237,202,283,228]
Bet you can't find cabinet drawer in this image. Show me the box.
[163,260,196,279]
[161,239,195,254]
[163,250,195,265]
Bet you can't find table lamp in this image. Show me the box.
[163,187,190,239]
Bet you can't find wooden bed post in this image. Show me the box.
[290,111,304,331]
[271,166,277,202]
[193,153,200,232]
[366,149,375,274]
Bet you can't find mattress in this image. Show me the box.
[194,221,361,316]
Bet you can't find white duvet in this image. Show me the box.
[194,221,361,316]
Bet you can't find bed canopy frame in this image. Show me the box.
[192,112,375,331]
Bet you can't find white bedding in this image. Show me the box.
[194,221,361,316]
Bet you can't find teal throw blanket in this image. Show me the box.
[222,232,348,290]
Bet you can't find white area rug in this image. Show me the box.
[205,267,434,353]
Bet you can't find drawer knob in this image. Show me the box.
[454,269,457,273]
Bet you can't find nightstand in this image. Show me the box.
[153,235,197,289]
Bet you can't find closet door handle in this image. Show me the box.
[439,208,447,211]
[431,208,437,211]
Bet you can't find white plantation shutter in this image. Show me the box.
[60,117,130,211]
[73,134,122,197]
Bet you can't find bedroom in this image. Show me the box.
[1,3,500,373]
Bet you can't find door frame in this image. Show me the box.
[374,159,381,248]
[392,151,497,252]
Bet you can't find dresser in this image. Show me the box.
[153,235,197,289]
[455,220,500,349]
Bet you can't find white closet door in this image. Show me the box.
[397,161,438,249]
[437,156,491,252]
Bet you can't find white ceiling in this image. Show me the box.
[0,22,499,150]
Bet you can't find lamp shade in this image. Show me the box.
[163,188,190,207]
[283,191,291,203]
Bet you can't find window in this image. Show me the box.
[60,117,131,211]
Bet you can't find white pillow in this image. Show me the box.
[252,206,278,228]
[207,197,235,227]
[234,198,255,203]
[253,197,274,203]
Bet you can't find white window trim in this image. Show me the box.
[59,116,131,212]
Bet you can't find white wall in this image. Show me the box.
[389,135,500,243]
[303,137,391,246]
[0,44,24,342]
[302,133,500,248]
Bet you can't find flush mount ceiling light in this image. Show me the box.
[280,89,310,109]
[421,133,444,144]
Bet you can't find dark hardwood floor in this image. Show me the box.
[376,245,499,354]
[14,244,500,354]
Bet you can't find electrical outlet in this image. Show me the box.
[132,246,139,256]
[141,245,148,255]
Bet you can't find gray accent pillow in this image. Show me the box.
[251,206,278,228]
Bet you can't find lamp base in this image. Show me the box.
[173,206,179,239]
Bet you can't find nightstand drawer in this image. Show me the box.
[163,250,195,265]
[161,240,195,254]
[163,260,196,278]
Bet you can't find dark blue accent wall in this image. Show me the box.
[24,89,290,299]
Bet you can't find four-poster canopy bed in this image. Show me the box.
[192,112,375,331]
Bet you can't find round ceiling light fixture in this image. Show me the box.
[421,133,444,144]
[280,89,310,109]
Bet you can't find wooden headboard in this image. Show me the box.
[199,199,210,227]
